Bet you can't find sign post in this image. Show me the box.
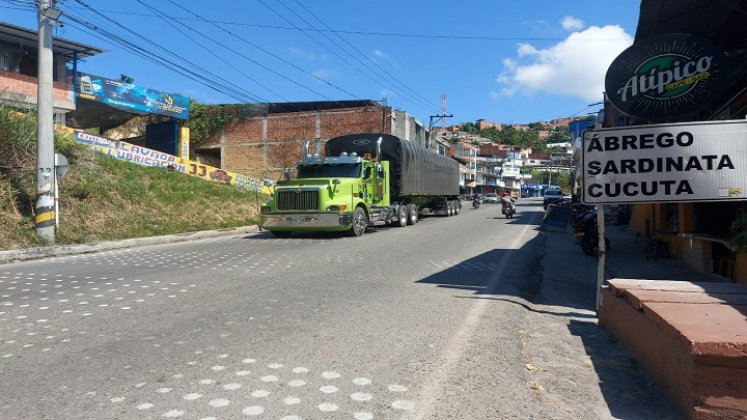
[582,119,747,205]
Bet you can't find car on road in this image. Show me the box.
[483,193,499,203]
[543,189,564,209]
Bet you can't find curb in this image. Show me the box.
[0,225,263,264]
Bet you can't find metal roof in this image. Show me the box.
[0,21,104,59]
[635,0,747,47]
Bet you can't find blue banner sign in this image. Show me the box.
[75,72,189,119]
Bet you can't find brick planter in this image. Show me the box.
[599,279,747,420]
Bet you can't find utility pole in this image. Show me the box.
[35,0,56,242]
[427,113,453,150]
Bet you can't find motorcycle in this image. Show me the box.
[472,197,481,209]
[573,212,610,257]
[500,198,516,218]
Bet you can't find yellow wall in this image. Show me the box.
[735,253,747,284]
[629,202,746,283]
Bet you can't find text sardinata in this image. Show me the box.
[585,131,734,198]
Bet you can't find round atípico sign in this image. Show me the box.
[605,33,731,120]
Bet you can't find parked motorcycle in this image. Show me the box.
[573,211,610,257]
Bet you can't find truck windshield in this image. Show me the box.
[296,164,361,178]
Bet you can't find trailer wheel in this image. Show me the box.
[447,202,454,216]
[453,200,461,215]
[406,204,419,225]
[349,207,368,237]
[395,205,408,227]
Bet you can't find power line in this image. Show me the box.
[259,0,439,115]
[138,0,342,104]
[64,0,267,103]
[55,6,620,43]
[132,0,291,103]
[290,0,440,112]
[161,0,362,102]
[62,12,262,103]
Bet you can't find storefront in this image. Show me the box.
[598,0,747,283]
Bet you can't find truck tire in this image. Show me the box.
[454,201,461,215]
[349,207,368,237]
[395,205,408,227]
[270,230,292,238]
[406,204,418,225]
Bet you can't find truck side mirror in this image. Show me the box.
[283,167,292,181]
[376,164,385,178]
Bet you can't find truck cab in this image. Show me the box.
[261,148,385,237]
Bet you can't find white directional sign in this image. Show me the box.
[582,119,747,204]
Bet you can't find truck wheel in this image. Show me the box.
[395,205,408,227]
[406,204,418,225]
[454,201,461,215]
[270,230,292,238]
[349,207,368,237]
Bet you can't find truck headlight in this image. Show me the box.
[327,204,347,212]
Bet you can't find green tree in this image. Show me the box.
[546,126,571,143]
[479,126,501,142]
[461,121,478,133]
[531,169,571,190]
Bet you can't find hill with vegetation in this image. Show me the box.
[0,104,264,251]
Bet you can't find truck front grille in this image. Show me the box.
[276,190,320,211]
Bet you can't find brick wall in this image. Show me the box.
[199,106,391,180]
[0,69,74,110]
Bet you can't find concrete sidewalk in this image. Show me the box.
[525,221,728,419]
[521,222,727,419]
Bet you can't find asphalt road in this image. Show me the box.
[1,200,554,420]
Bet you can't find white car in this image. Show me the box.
[483,193,499,203]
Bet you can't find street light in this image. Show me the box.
[41,7,62,20]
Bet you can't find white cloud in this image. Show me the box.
[289,47,316,61]
[380,89,396,99]
[517,43,538,57]
[311,68,337,80]
[496,25,633,102]
[561,16,584,31]
[371,49,400,69]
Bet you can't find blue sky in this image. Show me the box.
[1,0,639,126]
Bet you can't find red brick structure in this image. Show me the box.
[195,101,395,180]
[599,280,747,419]
[0,22,103,120]
[0,69,74,111]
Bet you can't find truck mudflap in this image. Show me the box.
[262,213,353,230]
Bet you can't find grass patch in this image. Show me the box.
[0,104,264,250]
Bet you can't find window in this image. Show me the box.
[694,202,747,237]
[297,164,361,178]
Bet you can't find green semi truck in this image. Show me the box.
[261,133,462,237]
